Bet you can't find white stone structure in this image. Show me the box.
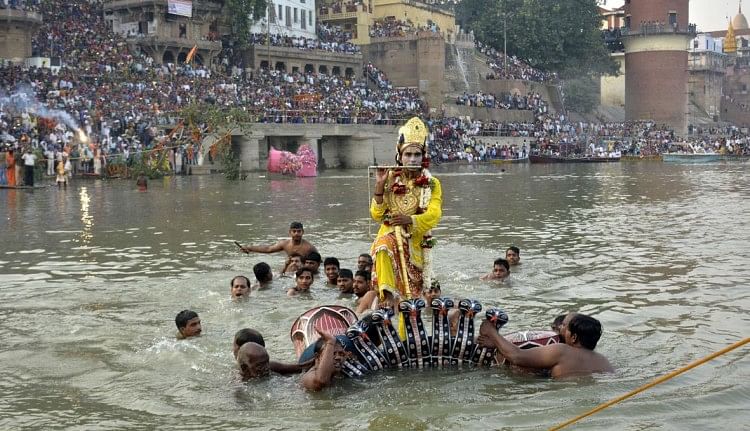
[250,0,317,39]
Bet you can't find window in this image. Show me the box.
[269,5,275,23]
[624,16,631,29]
[308,12,312,27]
[301,10,306,29]
[278,5,282,21]
[693,40,698,49]
[294,8,298,24]
[286,6,291,27]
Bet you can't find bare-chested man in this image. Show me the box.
[353,270,378,314]
[240,222,318,273]
[477,312,614,378]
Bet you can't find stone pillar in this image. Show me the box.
[238,134,265,171]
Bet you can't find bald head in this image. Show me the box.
[237,342,270,380]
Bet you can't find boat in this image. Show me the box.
[662,153,721,163]
[529,154,621,163]
[621,154,663,162]
[489,155,529,164]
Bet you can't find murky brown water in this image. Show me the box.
[1,162,748,430]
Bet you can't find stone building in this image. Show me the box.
[0,7,43,62]
[621,0,695,134]
[103,0,224,65]
[250,0,317,39]
[688,34,726,120]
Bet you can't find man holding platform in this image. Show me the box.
[240,222,318,273]
[370,117,443,312]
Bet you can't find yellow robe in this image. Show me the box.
[370,172,442,301]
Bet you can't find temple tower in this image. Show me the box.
[622,0,695,134]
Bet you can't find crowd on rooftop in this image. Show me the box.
[248,30,360,55]
[369,18,440,38]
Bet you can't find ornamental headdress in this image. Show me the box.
[396,117,429,163]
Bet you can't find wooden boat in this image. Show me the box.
[621,155,663,162]
[489,155,529,164]
[662,153,721,163]
[0,184,51,190]
[290,305,358,358]
[529,154,621,164]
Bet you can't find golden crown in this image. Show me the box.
[397,117,429,153]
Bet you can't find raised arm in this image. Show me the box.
[240,240,286,254]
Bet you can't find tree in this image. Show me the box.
[225,0,268,48]
[456,0,617,79]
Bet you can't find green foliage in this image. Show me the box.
[179,102,253,181]
[563,76,599,113]
[456,0,617,79]
[226,0,268,48]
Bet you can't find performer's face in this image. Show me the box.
[401,145,424,167]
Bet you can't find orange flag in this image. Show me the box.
[185,45,198,64]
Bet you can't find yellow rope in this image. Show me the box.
[548,337,750,431]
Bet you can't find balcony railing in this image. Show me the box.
[622,23,697,37]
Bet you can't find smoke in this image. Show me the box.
[0,84,80,131]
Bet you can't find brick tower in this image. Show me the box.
[622,0,695,134]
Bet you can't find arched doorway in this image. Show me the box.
[318,65,328,74]
[345,67,354,78]
[275,61,286,71]
[162,51,175,64]
[304,64,314,74]
[260,60,269,70]
[177,52,187,63]
[332,66,341,76]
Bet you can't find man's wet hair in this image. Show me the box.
[494,258,510,272]
[338,268,353,279]
[290,221,304,230]
[506,246,520,255]
[253,262,272,282]
[568,314,603,350]
[305,251,322,263]
[234,328,265,348]
[230,275,252,288]
[296,267,314,278]
[355,270,371,281]
[358,253,373,263]
[289,253,302,260]
[323,257,340,268]
[551,314,566,332]
[175,310,198,330]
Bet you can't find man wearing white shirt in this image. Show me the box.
[21,147,37,187]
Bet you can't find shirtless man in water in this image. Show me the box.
[477,312,613,378]
[239,222,318,273]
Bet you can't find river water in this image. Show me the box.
[1,162,748,430]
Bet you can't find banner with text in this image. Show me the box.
[168,0,192,18]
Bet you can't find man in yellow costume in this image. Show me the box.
[370,117,442,312]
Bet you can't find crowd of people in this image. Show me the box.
[248,30,360,55]
[0,0,428,181]
[477,41,558,83]
[174,222,613,390]
[455,91,549,116]
[369,18,440,38]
